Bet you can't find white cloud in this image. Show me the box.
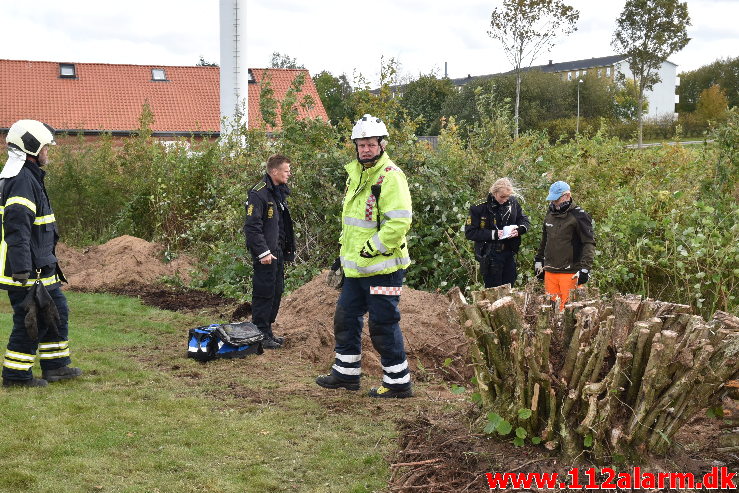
[1,0,734,84]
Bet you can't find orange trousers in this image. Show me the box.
[544,272,578,310]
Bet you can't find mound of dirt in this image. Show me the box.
[275,271,470,383]
[57,235,196,291]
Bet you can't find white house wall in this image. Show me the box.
[615,60,678,120]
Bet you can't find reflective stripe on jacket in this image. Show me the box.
[0,161,61,290]
[339,153,412,278]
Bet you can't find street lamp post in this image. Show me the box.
[576,79,584,135]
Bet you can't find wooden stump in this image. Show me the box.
[457,284,739,463]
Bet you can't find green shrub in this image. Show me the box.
[43,98,738,316]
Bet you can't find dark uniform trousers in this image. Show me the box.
[2,285,71,381]
[331,269,411,390]
[251,250,284,339]
[482,250,517,288]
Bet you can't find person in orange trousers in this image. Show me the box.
[534,181,595,310]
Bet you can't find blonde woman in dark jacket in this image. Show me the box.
[465,178,530,288]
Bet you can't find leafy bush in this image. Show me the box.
[43,94,738,316]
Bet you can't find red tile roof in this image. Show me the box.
[0,59,327,134]
[247,68,328,132]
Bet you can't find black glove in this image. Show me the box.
[19,279,60,340]
[12,272,30,286]
[327,258,344,290]
[34,280,61,337]
[534,261,544,281]
[577,270,589,285]
[359,240,377,259]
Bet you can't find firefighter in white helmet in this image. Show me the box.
[316,114,414,398]
[1,120,82,387]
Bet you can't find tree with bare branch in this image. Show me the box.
[488,0,579,139]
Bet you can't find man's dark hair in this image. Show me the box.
[267,154,291,172]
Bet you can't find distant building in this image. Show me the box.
[449,55,679,120]
[0,59,328,139]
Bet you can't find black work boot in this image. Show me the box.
[42,366,82,382]
[368,385,413,399]
[262,337,282,350]
[268,325,284,345]
[316,374,360,391]
[3,377,48,387]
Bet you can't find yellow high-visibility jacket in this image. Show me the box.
[339,153,412,278]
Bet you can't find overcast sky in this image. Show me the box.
[2,0,736,86]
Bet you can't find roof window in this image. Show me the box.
[151,68,167,81]
[59,63,76,78]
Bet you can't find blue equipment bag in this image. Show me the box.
[188,325,219,361]
[187,322,264,361]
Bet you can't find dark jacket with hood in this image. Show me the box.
[465,195,530,261]
[243,174,295,262]
[535,201,595,273]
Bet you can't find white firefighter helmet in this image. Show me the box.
[6,119,56,156]
[2,120,56,179]
[350,114,388,141]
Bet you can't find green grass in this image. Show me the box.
[0,292,395,493]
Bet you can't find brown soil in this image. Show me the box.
[57,236,736,492]
[276,271,470,382]
[102,281,243,318]
[57,235,196,290]
[387,408,735,493]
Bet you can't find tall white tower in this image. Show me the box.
[219,0,248,131]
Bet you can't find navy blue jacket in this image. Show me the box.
[465,195,530,260]
[243,174,295,262]
[0,159,61,290]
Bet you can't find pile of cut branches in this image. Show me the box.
[452,284,739,462]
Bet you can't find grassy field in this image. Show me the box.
[0,291,427,493]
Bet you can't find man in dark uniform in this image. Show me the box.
[1,120,82,387]
[243,154,295,349]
